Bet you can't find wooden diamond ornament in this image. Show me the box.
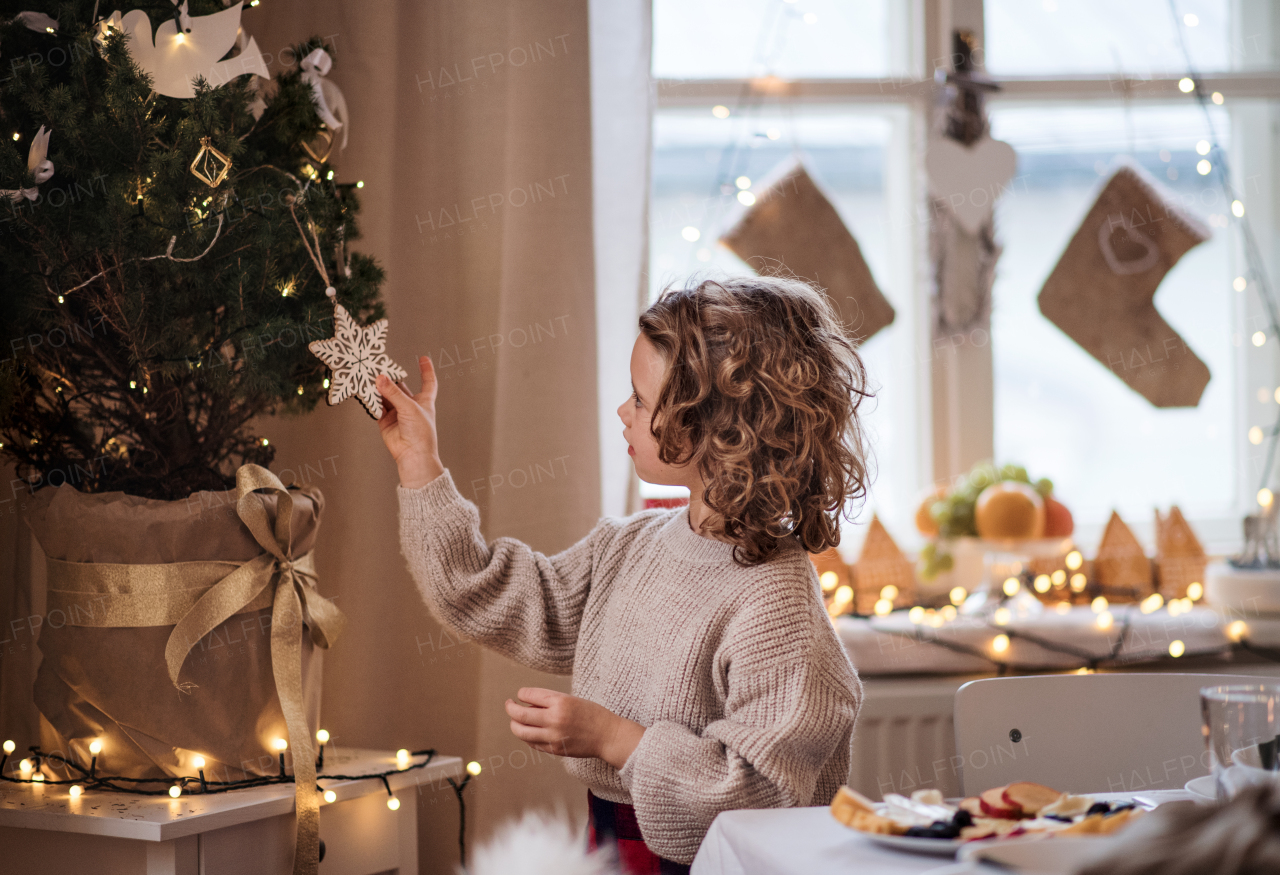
[190,137,231,188]
[308,292,408,420]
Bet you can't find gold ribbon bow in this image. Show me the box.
[44,464,345,875]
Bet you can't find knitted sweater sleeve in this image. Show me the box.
[616,568,861,864]
[396,469,625,675]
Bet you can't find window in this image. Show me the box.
[650,1,1280,555]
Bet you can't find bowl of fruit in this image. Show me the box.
[915,462,1076,605]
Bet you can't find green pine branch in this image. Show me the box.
[0,3,386,499]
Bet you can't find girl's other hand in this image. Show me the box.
[505,687,645,771]
[376,356,445,489]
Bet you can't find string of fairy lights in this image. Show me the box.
[819,546,1278,673]
[1165,0,1280,507]
[0,731,484,862]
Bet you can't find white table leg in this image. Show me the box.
[146,835,198,875]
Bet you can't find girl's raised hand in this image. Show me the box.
[376,356,445,489]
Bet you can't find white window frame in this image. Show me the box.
[651,0,1280,554]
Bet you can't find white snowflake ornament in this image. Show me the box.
[308,289,407,419]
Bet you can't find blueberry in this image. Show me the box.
[1044,814,1074,823]
[1086,802,1112,816]
[951,809,975,829]
[1107,802,1135,815]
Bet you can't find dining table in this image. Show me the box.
[689,789,1196,875]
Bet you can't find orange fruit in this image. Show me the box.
[975,482,1045,539]
[1042,496,1074,537]
[915,485,948,536]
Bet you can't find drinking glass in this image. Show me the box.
[1200,684,1280,801]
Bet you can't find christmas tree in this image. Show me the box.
[0,2,385,499]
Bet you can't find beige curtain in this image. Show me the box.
[0,1,656,872]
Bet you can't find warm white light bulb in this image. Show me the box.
[992,634,1010,653]
[949,586,967,606]
[908,606,925,624]
[323,789,337,803]
[316,729,330,744]
[69,785,83,798]
[2,740,13,755]
[1096,610,1114,630]
[1178,77,1195,93]
[466,761,482,776]
[1187,582,1203,601]
[736,190,756,206]
[1227,620,1249,642]
[1034,575,1051,593]
[1065,551,1083,571]
[273,738,288,752]
[193,756,206,769]
[879,585,898,601]
[18,759,31,773]
[1169,639,1186,657]
[735,176,751,190]
[993,607,1012,626]
[819,571,838,592]
[396,749,410,768]
[711,105,730,119]
[387,796,400,810]
[1232,200,1245,217]
[1234,276,1248,292]
[1091,596,1109,613]
[89,740,102,756]
[1002,577,1021,597]
[1196,140,1211,155]
[873,598,893,616]
[681,226,700,242]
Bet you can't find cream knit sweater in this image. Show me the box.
[397,471,862,864]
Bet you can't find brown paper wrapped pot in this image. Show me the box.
[25,480,325,782]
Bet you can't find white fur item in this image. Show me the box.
[465,811,618,875]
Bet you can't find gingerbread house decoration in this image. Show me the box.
[1093,511,1152,598]
[810,547,854,617]
[1155,506,1206,600]
[853,515,916,614]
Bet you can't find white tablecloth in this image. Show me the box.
[690,792,1193,875]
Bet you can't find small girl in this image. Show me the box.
[376,275,868,872]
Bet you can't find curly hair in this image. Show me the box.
[638,275,873,566]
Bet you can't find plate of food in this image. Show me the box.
[830,781,1147,858]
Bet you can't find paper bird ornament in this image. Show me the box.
[2,125,53,203]
[102,2,269,99]
[308,291,408,420]
[299,48,349,151]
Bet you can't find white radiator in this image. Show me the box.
[847,676,969,800]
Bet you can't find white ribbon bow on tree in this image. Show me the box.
[299,48,349,150]
[3,125,54,202]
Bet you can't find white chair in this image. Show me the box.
[952,673,1273,797]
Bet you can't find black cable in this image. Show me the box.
[446,773,473,869]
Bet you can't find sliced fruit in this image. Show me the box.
[957,796,984,816]
[1001,782,1064,815]
[979,785,1022,819]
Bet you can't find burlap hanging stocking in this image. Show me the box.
[720,163,894,343]
[1038,162,1212,407]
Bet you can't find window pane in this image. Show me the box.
[989,104,1237,528]
[984,0,1255,76]
[649,107,920,534]
[653,0,897,80]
